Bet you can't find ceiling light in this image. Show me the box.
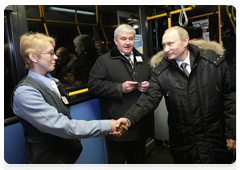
[133,25,139,29]
[127,18,138,21]
[49,7,95,15]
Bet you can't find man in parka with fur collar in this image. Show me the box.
[117,26,236,164]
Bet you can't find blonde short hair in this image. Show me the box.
[164,26,189,41]
[20,32,55,69]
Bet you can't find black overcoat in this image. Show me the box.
[89,46,152,141]
[125,40,236,163]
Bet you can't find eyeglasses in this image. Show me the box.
[41,51,55,56]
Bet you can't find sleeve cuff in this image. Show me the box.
[126,118,131,127]
[101,120,111,135]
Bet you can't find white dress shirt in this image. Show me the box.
[176,50,191,74]
[119,51,134,62]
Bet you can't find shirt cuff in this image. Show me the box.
[126,118,131,127]
[101,120,111,135]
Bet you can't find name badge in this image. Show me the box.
[136,56,143,62]
[61,96,69,105]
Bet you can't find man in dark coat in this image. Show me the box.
[88,24,152,163]
[71,34,99,84]
[95,40,109,56]
[117,26,236,164]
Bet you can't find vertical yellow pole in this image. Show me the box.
[39,5,42,17]
[167,12,171,28]
[168,17,171,28]
[100,13,108,47]
[218,5,222,45]
[39,5,49,36]
[75,9,81,35]
[95,5,99,23]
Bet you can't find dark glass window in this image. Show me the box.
[4,14,16,119]
[24,5,140,102]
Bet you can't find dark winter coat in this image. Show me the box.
[88,46,151,141]
[124,40,236,163]
[70,49,98,84]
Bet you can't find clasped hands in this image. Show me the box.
[122,81,149,93]
[108,81,149,137]
[109,118,130,137]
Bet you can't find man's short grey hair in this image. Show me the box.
[73,34,92,50]
[114,24,136,40]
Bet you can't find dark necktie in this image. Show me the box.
[180,62,189,77]
[126,55,135,72]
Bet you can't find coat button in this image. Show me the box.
[197,160,200,163]
[217,58,220,60]
[214,61,217,63]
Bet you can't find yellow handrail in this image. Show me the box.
[39,5,42,17]
[27,18,97,26]
[146,6,195,21]
[226,5,236,34]
[188,11,219,20]
[100,13,108,47]
[232,6,236,22]
[168,17,171,28]
[39,5,49,36]
[68,88,89,97]
[27,18,139,29]
[95,5,99,23]
[218,5,222,45]
[75,9,81,35]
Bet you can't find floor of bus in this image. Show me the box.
[142,142,238,170]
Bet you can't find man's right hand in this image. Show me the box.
[122,81,138,93]
[226,138,236,151]
[116,118,130,130]
[109,119,128,137]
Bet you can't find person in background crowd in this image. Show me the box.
[186,26,203,40]
[63,69,83,100]
[71,34,98,84]
[88,24,152,164]
[63,69,83,89]
[222,29,236,76]
[11,32,126,164]
[95,40,109,56]
[117,26,236,164]
[52,47,77,83]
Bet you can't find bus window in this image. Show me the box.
[24,5,140,97]
[4,14,16,119]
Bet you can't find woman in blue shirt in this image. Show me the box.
[12,32,125,163]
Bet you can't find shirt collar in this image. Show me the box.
[28,70,55,89]
[176,50,190,68]
[119,50,133,58]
